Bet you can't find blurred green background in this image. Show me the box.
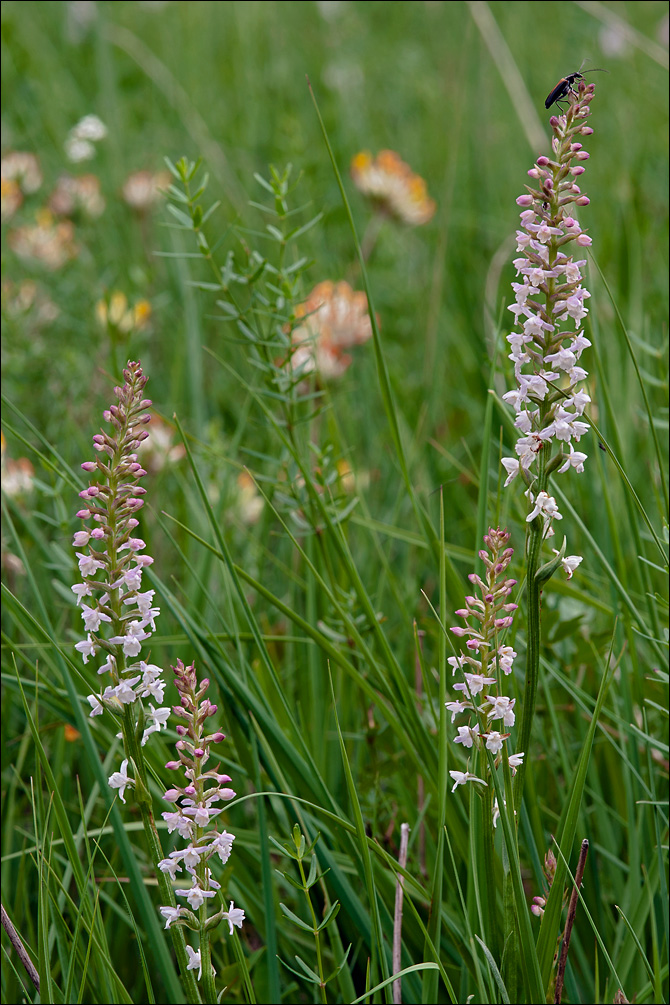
[1,4,668,1001]
[2,0,668,616]
[3,0,667,452]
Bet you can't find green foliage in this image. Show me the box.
[1,2,668,1004]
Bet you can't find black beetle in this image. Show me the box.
[545,66,607,112]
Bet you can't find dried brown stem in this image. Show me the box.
[1,902,40,992]
[392,823,410,1005]
[554,838,589,1004]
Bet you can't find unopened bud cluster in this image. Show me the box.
[158,660,244,974]
[531,848,558,918]
[502,80,598,532]
[447,529,524,817]
[72,362,169,775]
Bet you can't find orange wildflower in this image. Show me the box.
[350,149,436,225]
[290,280,374,381]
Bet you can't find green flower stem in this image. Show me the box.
[477,630,499,957]
[119,710,203,1005]
[297,856,328,1005]
[359,209,385,263]
[199,901,216,1005]
[513,454,547,816]
[479,744,500,958]
[185,674,217,1005]
[195,796,216,1003]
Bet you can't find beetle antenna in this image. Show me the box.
[578,57,608,75]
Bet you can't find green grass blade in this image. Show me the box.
[329,666,390,996]
[474,933,511,1005]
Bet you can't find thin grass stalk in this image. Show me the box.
[329,668,389,998]
[588,254,669,519]
[250,736,282,1003]
[422,491,448,1003]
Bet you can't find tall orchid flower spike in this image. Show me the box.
[73,362,204,1001]
[501,76,596,550]
[72,361,170,789]
[446,528,524,823]
[158,660,244,989]
[500,79,599,809]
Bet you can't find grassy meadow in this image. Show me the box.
[1,2,668,1003]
